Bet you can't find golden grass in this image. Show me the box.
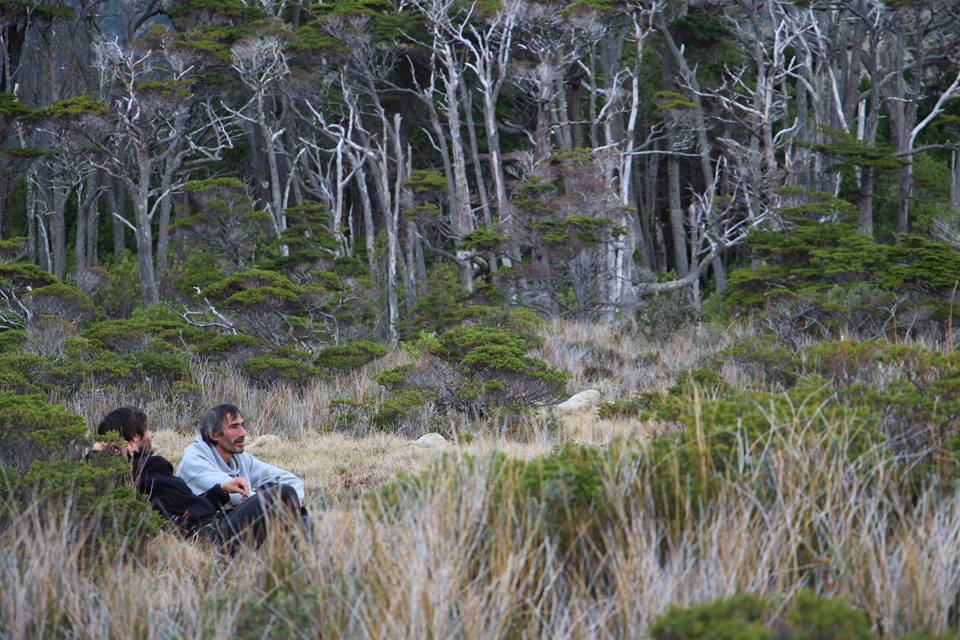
[8,321,960,638]
[152,410,654,508]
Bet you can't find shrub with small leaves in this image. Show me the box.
[780,590,874,640]
[314,340,388,373]
[649,594,770,640]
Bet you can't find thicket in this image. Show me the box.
[721,219,960,345]
[0,392,160,548]
[0,188,387,397]
[363,306,567,432]
[649,591,877,640]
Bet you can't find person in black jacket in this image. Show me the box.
[95,407,302,553]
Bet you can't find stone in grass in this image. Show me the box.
[247,434,281,450]
[412,433,449,449]
[554,389,603,415]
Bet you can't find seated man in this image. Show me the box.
[176,404,305,519]
[95,407,298,552]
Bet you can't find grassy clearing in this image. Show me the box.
[4,320,960,638]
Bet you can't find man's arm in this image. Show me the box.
[245,456,305,502]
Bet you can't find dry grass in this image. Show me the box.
[4,424,959,638]
[5,320,960,638]
[536,319,745,400]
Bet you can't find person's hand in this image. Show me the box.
[91,441,123,456]
[221,477,251,500]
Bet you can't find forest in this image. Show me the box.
[2,0,960,637]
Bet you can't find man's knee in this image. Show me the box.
[261,483,300,511]
[277,484,301,510]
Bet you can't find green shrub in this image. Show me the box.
[598,391,667,419]
[377,317,566,421]
[23,282,93,324]
[723,221,960,340]
[0,392,87,472]
[0,329,26,352]
[314,340,388,372]
[242,354,318,385]
[0,351,46,393]
[93,252,141,319]
[721,337,799,387]
[781,590,874,640]
[521,443,613,555]
[370,389,437,429]
[649,594,770,640]
[236,583,323,640]
[0,393,161,549]
[22,455,162,544]
[670,367,731,395]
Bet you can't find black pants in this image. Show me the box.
[205,484,304,554]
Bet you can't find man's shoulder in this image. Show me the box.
[181,440,211,459]
[236,451,265,467]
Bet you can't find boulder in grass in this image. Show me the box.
[554,389,602,415]
[247,434,281,450]
[412,433,448,449]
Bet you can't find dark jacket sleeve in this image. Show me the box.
[132,454,221,526]
[201,483,230,508]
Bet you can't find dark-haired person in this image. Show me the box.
[175,403,305,520]
[96,407,298,552]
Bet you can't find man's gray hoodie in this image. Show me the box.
[176,436,305,509]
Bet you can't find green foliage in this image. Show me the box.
[0,392,86,472]
[0,261,59,289]
[649,594,770,640]
[655,89,699,111]
[24,282,93,323]
[205,268,301,304]
[242,354,318,385]
[724,221,960,339]
[404,264,469,335]
[93,252,142,319]
[813,129,906,172]
[461,227,507,251]
[720,337,799,387]
[235,583,323,640]
[370,389,437,429]
[314,340,387,372]
[0,329,26,352]
[41,96,107,118]
[22,456,162,544]
[521,443,613,554]
[0,93,39,120]
[178,26,255,60]
[198,333,265,356]
[404,169,447,196]
[782,590,874,640]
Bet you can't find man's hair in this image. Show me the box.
[97,407,148,442]
[201,404,242,445]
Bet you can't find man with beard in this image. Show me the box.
[94,406,283,552]
[176,404,305,531]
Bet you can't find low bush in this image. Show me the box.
[0,392,161,549]
[649,591,875,640]
[314,340,388,373]
[649,594,770,640]
[780,590,873,640]
[376,314,566,426]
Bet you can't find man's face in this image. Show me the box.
[127,428,154,456]
[212,412,246,457]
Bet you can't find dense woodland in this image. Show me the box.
[0,0,957,344]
